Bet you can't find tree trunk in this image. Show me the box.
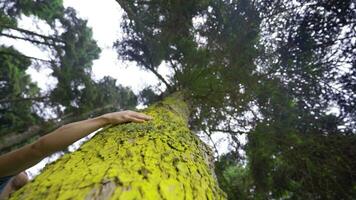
[10,93,226,200]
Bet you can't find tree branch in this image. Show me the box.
[0,24,64,43]
[116,0,173,91]
[0,96,49,104]
[0,32,60,47]
[145,63,173,91]
[203,129,220,158]
[210,128,243,135]
[0,50,52,63]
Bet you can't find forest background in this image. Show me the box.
[0,0,355,199]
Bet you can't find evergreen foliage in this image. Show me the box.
[1,0,355,199]
[0,46,40,135]
[0,1,138,152]
[115,0,356,199]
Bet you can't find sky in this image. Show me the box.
[0,0,172,94]
[62,0,173,94]
[0,0,234,177]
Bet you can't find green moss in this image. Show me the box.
[11,94,226,200]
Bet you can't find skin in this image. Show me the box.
[0,110,152,199]
[0,172,28,200]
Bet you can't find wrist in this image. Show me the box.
[96,115,111,126]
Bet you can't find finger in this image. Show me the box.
[131,112,153,120]
[126,116,146,123]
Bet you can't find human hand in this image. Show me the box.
[100,110,153,125]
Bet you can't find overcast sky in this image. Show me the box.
[0,0,171,94]
[62,0,174,94]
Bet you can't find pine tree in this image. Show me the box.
[11,93,226,200]
[0,2,138,153]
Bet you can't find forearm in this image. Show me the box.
[34,116,109,156]
[0,110,151,177]
[0,117,108,177]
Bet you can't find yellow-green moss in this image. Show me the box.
[11,94,226,200]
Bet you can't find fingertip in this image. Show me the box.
[144,113,153,119]
[137,113,153,120]
[134,118,146,123]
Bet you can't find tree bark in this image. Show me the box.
[10,93,226,200]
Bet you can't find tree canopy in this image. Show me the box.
[1,0,355,199]
[114,0,356,199]
[0,0,138,152]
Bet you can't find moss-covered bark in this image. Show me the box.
[11,93,226,200]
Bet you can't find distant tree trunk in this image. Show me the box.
[11,93,226,200]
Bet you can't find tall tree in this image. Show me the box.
[0,46,40,135]
[114,0,262,153]
[114,0,356,199]
[11,94,226,199]
[3,0,355,199]
[49,7,102,116]
[255,0,356,132]
[243,0,356,198]
[0,1,139,153]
